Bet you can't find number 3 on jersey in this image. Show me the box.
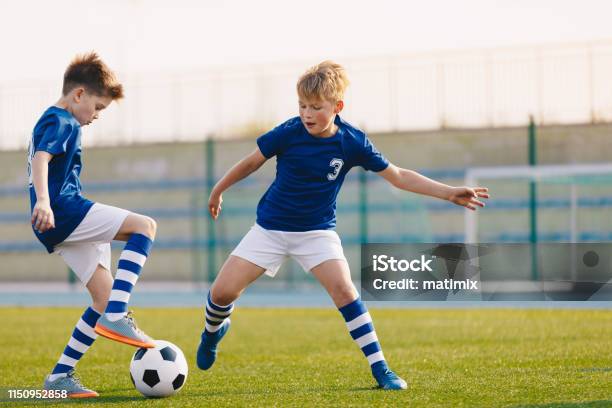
[327,158,344,181]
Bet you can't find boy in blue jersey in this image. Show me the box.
[28,53,158,398]
[196,61,489,390]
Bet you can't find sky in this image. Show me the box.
[2,0,612,81]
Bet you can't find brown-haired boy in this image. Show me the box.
[28,52,158,398]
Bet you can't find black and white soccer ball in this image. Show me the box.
[130,340,188,397]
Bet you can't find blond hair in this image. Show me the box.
[297,60,349,103]
[62,52,123,100]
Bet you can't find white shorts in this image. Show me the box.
[231,223,347,277]
[54,203,130,284]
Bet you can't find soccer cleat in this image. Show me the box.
[196,319,231,370]
[371,361,408,390]
[94,311,155,348]
[43,369,98,398]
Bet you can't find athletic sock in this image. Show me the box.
[104,233,153,321]
[338,298,386,367]
[49,307,100,381]
[205,291,234,333]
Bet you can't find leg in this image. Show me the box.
[113,213,157,241]
[310,259,358,308]
[197,255,266,370]
[44,265,111,398]
[86,264,113,313]
[210,255,266,305]
[311,260,407,390]
[95,213,157,348]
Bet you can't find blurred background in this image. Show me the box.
[1,0,612,305]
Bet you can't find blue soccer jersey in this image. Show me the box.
[28,106,94,253]
[256,115,389,231]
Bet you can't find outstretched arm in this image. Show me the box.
[208,148,268,219]
[377,163,489,210]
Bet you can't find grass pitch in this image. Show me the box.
[1,307,611,407]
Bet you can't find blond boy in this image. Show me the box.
[196,61,488,390]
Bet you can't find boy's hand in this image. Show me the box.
[448,187,489,210]
[31,198,55,232]
[208,193,223,220]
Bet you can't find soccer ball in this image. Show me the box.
[129,340,188,398]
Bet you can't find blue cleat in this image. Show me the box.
[371,361,408,390]
[196,319,231,370]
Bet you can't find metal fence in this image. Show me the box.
[2,41,612,150]
[2,122,612,283]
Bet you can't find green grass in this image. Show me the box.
[1,307,612,407]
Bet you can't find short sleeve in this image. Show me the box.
[256,122,288,158]
[36,117,73,156]
[358,136,389,172]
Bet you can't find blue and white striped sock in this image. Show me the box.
[339,298,386,367]
[49,307,100,381]
[205,292,234,333]
[105,233,153,321]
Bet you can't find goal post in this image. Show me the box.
[465,162,612,243]
[465,162,612,282]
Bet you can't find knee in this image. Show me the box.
[331,285,358,308]
[210,288,236,307]
[138,216,157,239]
